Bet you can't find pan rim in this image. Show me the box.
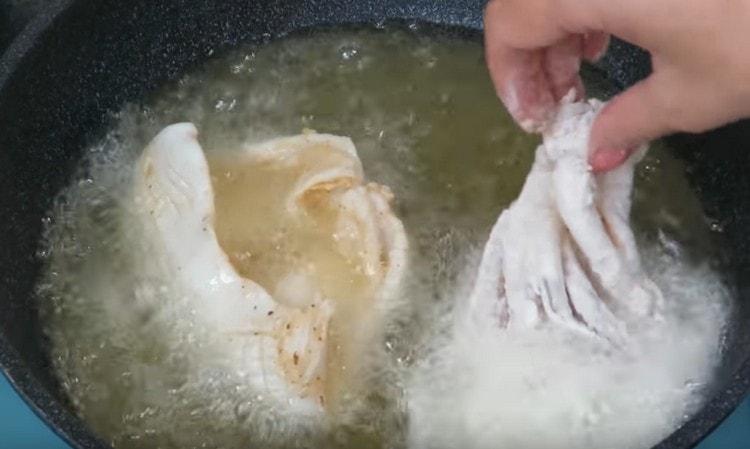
[0,2,748,449]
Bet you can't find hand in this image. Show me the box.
[484,0,750,171]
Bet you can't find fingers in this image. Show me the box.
[589,75,675,172]
[544,35,585,101]
[483,0,564,49]
[484,0,668,135]
[485,44,557,132]
[483,1,603,131]
[486,35,587,131]
[484,0,568,131]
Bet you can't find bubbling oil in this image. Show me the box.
[210,141,389,411]
[37,27,731,449]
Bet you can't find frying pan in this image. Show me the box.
[1,1,750,448]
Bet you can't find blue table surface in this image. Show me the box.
[1,374,748,448]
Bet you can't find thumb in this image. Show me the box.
[589,75,674,172]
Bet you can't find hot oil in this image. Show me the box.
[37,27,731,449]
[209,142,381,410]
[210,145,372,305]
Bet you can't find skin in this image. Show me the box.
[484,0,750,171]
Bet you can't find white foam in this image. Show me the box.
[408,242,731,449]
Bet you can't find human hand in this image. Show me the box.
[484,0,750,171]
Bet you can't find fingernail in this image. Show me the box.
[590,148,630,172]
[519,118,541,133]
[591,38,610,61]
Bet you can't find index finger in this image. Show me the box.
[485,43,557,132]
[484,0,580,130]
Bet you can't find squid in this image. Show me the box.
[133,124,407,417]
[465,99,662,344]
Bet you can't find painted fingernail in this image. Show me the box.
[590,148,630,172]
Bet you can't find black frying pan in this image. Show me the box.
[1,1,750,448]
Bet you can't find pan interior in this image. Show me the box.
[30,27,735,449]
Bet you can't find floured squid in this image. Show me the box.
[133,123,407,418]
[465,99,662,344]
